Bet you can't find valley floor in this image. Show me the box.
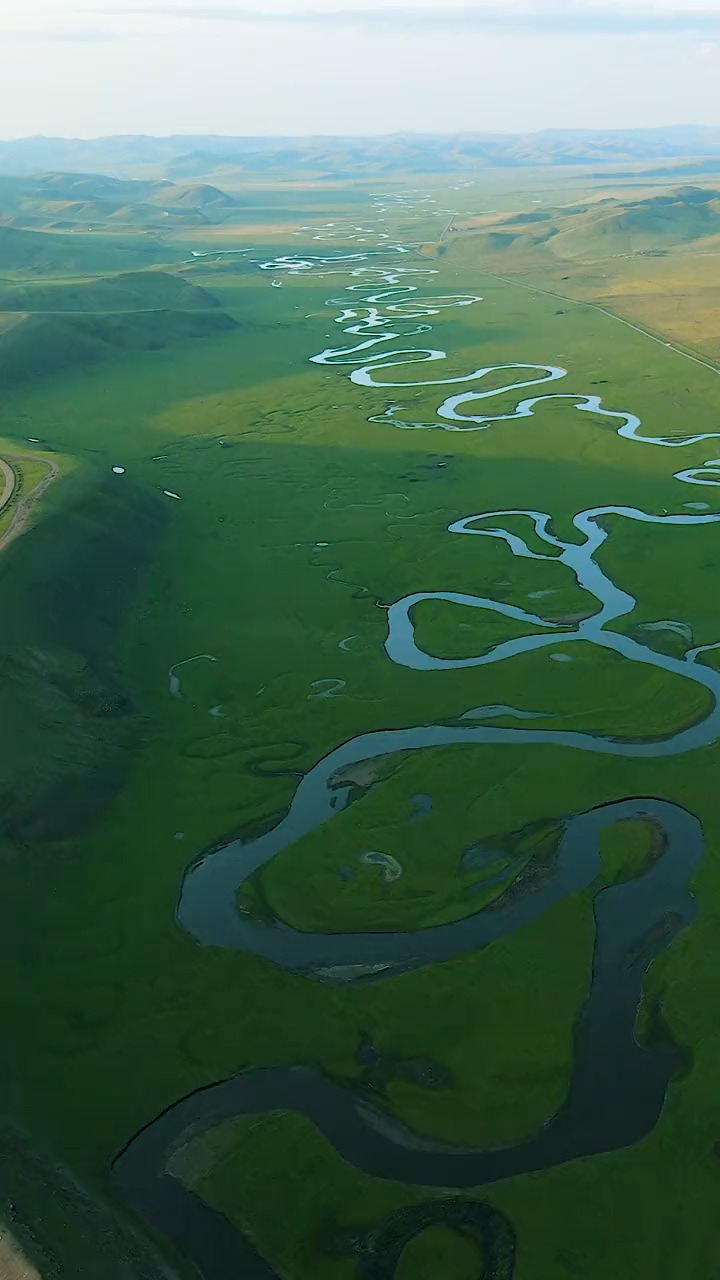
[2,163,720,1280]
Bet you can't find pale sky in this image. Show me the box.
[2,0,720,138]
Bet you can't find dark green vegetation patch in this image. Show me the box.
[0,474,167,846]
[0,270,238,387]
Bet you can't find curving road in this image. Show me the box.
[474,267,720,378]
[0,454,59,557]
[0,457,17,515]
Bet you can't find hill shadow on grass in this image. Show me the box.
[0,473,168,845]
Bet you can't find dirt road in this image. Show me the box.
[0,454,60,556]
[0,457,17,514]
[0,1229,41,1280]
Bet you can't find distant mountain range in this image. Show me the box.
[2,127,720,179]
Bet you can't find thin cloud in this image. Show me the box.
[3,27,115,41]
[99,4,720,36]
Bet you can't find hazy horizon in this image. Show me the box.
[1,122,719,143]
[2,1,720,139]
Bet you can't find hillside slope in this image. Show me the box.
[0,270,225,315]
[0,307,236,389]
[0,225,182,276]
[0,172,237,231]
[153,183,236,209]
[448,186,720,262]
[0,473,168,842]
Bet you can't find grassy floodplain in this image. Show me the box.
[2,165,720,1279]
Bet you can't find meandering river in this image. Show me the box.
[114,224,720,1278]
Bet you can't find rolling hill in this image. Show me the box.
[448,185,720,262]
[156,183,236,209]
[0,269,237,389]
[0,172,238,232]
[0,269,227,315]
[0,224,184,276]
[0,308,235,389]
[0,308,236,390]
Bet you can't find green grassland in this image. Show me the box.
[440,179,720,366]
[0,224,192,277]
[2,170,720,1278]
[0,269,238,389]
[175,1112,486,1280]
[0,270,226,314]
[245,753,566,934]
[599,818,663,885]
[173,1063,720,1280]
[0,308,237,391]
[0,1124,175,1280]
